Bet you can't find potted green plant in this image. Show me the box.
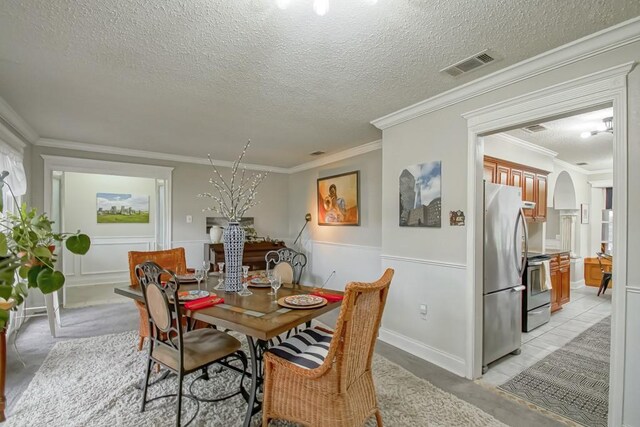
[0,171,91,421]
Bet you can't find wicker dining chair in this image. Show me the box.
[265,248,308,285]
[136,261,247,427]
[129,248,189,351]
[262,268,394,427]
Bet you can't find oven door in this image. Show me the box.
[527,263,550,310]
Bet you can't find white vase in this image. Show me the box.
[209,226,223,243]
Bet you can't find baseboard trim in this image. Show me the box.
[571,279,586,289]
[378,327,466,377]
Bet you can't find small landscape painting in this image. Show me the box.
[399,161,442,227]
[96,193,150,223]
[317,171,360,226]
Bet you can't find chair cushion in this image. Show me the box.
[268,327,333,369]
[152,328,241,372]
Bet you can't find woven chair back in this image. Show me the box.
[128,248,187,288]
[135,261,184,354]
[333,268,394,388]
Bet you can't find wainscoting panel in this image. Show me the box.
[307,241,382,291]
[623,287,640,426]
[379,255,467,377]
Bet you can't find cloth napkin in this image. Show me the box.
[184,296,224,311]
[311,291,344,303]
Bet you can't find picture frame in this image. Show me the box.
[96,193,150,223]
[317,171,360,226]
[581,203,589,224]
[399,161,442,227]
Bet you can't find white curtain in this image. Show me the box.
[0,140,27,196]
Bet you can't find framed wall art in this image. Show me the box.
[317,171,360,226]
[96,193,150,223]
[399,161,442,227]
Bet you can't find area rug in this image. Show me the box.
[8,331,505,427]
[499,316,610,427]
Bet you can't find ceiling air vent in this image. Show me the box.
[310,151,326,156]
[576,162,588,166]
[522,124,548,133]
[440,50,497,77]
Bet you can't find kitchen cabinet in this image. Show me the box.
[484,156,549,222]
[549,252,571,312]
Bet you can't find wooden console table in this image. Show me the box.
[204,241,286,271]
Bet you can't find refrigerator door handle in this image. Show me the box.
[515,208,528,277]
[511,285,526,292]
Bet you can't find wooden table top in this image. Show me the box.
[114,277,343,341]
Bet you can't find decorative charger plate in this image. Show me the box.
[176,273,197,283]
[178,290,210,301]
[249,276,271,287]
[278,295,327,309]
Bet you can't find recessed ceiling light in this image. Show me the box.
[313,0,329,16]
[276,0,291,9]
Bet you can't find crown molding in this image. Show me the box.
[371,16,640,130]
[589,179,613,188]
[552,157,612,176]
[0,95,38,143]
[488,133,558,158]
[36,138,289,174]
[287,140,382,174]
[35,137,382,174]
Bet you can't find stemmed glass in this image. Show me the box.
[194,269,205,292]
[267,270,276,295]
[271,274,282,299]
[238,265,252,296]
[215,262,225,290]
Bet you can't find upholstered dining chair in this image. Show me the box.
[596,252,613,296]
[136,261,246,427]
[128,248,188,350]
[262,268,394,427]
[265,248,308,285]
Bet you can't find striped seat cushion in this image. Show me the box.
[268,327,334,369]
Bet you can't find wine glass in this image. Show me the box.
[272,274,282,299]
[202,261,211,289]
[267,270,276,295]
[194,269,205,292]
[238,265,252,296]
[215,262,225,290]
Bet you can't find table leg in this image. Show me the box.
[244,336,268,427]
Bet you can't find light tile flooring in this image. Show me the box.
[481,286,612,386]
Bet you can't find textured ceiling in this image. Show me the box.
[506,107,614,171]
[0,1,638,167]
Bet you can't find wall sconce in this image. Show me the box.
[293,213,312,246]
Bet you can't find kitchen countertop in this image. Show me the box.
[527,249,570,258]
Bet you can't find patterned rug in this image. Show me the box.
[8,330,506,427]
[499,316,610,427]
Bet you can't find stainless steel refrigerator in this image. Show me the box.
[482,182,529,373]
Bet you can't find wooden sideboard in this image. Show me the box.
[584,256,612,288]
[204,241,287,272]
[550,252,571,312]
[484,156,549,222]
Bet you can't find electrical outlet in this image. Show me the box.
[419,304,427,320]
[186,215,193,223]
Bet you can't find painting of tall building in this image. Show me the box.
[399,161,442,227]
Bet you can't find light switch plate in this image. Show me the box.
[186,215,193,223]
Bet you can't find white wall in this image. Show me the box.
[484,134,554,171]
[379,40,640,424]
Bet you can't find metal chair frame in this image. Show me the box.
[264,248,307,285]
[136,261,247,427]
[596,252,613,296]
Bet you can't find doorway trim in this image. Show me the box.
[462,61,634,425]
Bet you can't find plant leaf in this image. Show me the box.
[0,285,12,300]
[37,269,65,294]
[0,234,7,256]
[33,246,53,259]
[0,309,8,329]
[66,234,91,255]
[18,265,29,279]
[27,265,45,287]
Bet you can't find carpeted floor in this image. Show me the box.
[499,316,610,427]
[8,330,506,427]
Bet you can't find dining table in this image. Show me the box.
[114,273,344,427]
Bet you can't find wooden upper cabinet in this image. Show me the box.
[535,174,547,222]
[522,171,536,219]
[496,165,510,185]
[483,156,549,222]
[510,169,523,188]
[483,159,497,183]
